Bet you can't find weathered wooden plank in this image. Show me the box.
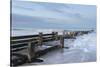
[11,39,38,44]
[11,35,39,40]
[11,33,53,40]
[11,43,27,48]
[11,46,28,52]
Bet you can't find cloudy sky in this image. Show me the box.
[11,0,96,30]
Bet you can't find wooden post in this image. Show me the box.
[60,35,64,48]
[52,32,55,40]
[72,32,75,38]
[63,30,66,37]
[38,32,43,46]
[27,42,35,62]
[55,32,58,40]
[52,32,58,40]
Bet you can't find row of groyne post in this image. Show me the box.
[10,30,94,66]
[63,30,94,38]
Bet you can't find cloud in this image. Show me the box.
[11,1,96,29]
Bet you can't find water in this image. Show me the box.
[41,32,96,64]
[11,27,95,36]
[22,32,96,65]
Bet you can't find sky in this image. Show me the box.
[11,0,96,30]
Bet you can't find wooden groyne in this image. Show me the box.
[10,30,94,66]
[11,32,65,66]
[63,30,94,38]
